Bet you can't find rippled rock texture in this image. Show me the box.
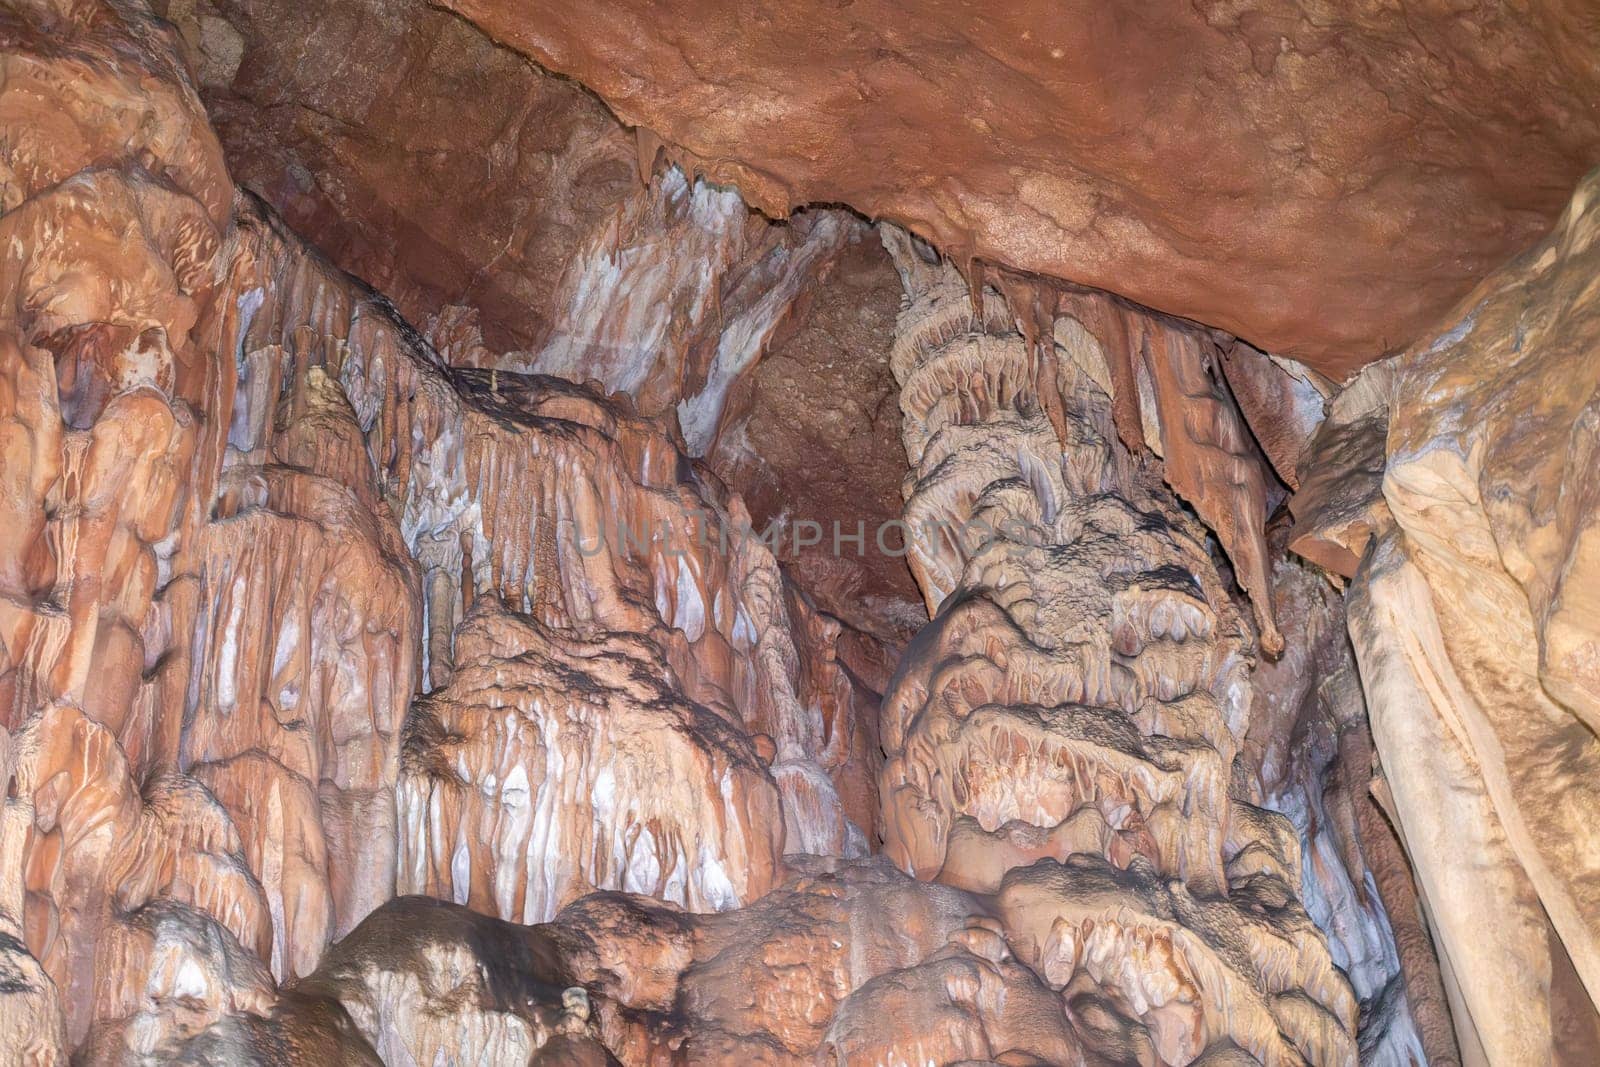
[873,242,1370,1065]
[0,0,866,1054]
[304,856,1082,1066]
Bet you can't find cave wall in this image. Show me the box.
[0,2,870,1055]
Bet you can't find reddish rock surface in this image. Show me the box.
[302,859,1083,1065]
[171,0,867,451]
[707,234,924,642]
[0,3,875,1052]
[194,0,921,791]
[439,0,1600,375]
[180,0,638,355]
[177,0,1321,657]
[873,245,1370,1063]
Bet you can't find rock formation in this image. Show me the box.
[301,856,1084,1066]
[1298,168,1600,1065]
[399,602,785,918]
[172,0,864,456]
[0,0,866,1051]
[873,240,1362,1064]
[8,0,1598,1062]
[182,0,639,357]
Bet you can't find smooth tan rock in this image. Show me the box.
[1346,169,1600,1064]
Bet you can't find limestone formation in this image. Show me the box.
[303,857,1082,1066]
[875,245,1361,1064]
[432,0,1600,374]
[1335,170,1600,1065]
[12,0,1595,1062]
[1244,546,1447,1067]
[398,602,784,919]
[0,727,67,1064]
[0,0,865,1047]
[184,0,639,355]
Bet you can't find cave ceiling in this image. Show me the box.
[440,0,1600,376]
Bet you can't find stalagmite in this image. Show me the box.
[876,235,1359,1063]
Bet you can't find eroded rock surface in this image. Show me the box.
[305,857,1083,1066]
[173,0,640,356]
[705,234,924,644]
[399,603,783,919]
[873,241,1361,1063]
[0,0,870,1048]
[1244,546,1445,1066]
[177,0,868,454]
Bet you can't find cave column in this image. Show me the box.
[874,227,1358,1065]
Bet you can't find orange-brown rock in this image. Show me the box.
[706,233,925,643]
[182,0,864,446]
[0,0,869,1045]
[0,726,67,1063]
[997,856,1355,1065]
[0,0,1496,1061]
[1119,305,1286,655]
[180,0,1424,518]
[518,173,852,440]
[398,602,784,919]
[181,0,639,355]
[15,703,274,1043]
[437,0,1600,375]
[1288,365,1394,579]
[0,1,265,1041]
[225,202,869,882]
[0,0,231,226]
[1216,342,1329,493]
[189,456,420,981]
